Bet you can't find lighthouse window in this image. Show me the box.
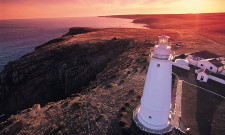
[157,64,160,67]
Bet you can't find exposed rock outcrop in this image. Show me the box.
[64,27,99,36]
[0,32,131,114]
[35,27,99,50]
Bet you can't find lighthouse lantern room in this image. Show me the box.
[134,35,173,133]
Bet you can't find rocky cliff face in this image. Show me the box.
[0,28,131,114]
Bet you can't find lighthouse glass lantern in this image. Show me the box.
[134,35,173,133]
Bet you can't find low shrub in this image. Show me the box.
[59,122,65,128]
[122,125,130,135]
[106,83,114,88]
[125,102,130,107]
[119,119,127,127]
[137,94,142,99]
[120,107,126,111]
[120,79,125,83]
[64,128,69,134]
[57,130,63,135]
[51,124,58,133]
[178,54,186,59]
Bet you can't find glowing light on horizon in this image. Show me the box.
[0,0,224,19]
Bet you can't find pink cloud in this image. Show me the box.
[0,0,82,4]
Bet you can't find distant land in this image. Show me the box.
[104,12,225,55]
[0,13,225,135]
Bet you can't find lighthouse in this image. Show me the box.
[134,35,173,133]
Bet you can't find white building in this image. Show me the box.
[197,59,224,74]
[134,35,173,133]
[172,59,190,70]
[188,50,222,66]
[175,59,189,66]
[197,68,210,82]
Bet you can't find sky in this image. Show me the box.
[0,0,225,20]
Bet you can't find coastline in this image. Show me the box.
[105,13,225,52]
[0,16,146,72]
[0,13,225,135]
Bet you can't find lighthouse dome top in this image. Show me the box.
[158,35,170,39]
[157,35,170,45]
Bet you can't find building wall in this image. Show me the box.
[197,72,209,82]
[209,75,225,84]
[188,59,198,66]
[172,62,190,70]
[221,70,225,75]
[197,61,218,73]
[188,55,192,59]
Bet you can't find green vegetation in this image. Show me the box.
[59,122,65,128]
[119,118,128,127]
[137,94,142,99]
[95,114,103,122]
[120,107,126,111]
[64,128,69,134]
[143,58,147,63]
[178,54,186,59]
[130,98,136,102]
[50,124,58,133]
[111,74,117,78]
[51,122,66,134]
[134,68,138,72]
[57,130,63,135]
[74,101,82,107]
[143,66,146,70]
[12,115,20,120]
[125,102,130,107]
[120,79,125,83]
[106,83,114,88]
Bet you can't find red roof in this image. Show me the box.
[209,59,224,67]
[190,51,221,59]
[198,68,210,75]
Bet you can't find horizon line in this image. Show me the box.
[1,12,225,21]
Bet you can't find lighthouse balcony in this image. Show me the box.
[150,53,174,60]
[155,42,172,47]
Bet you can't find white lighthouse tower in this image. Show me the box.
[134,35,173,133]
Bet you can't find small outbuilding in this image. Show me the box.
[197,58,224,73]
[188,50,221,61]
[175,59,189,66]
[197,68,210,82]
[187,50,222,66]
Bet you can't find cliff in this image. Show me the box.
[0,27,131,114]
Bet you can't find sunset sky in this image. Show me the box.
[0,0,225,20]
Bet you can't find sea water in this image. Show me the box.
[0,17,145,71]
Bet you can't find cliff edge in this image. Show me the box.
[0,27,131,114]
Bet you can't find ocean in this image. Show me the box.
[0,17,145,71]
